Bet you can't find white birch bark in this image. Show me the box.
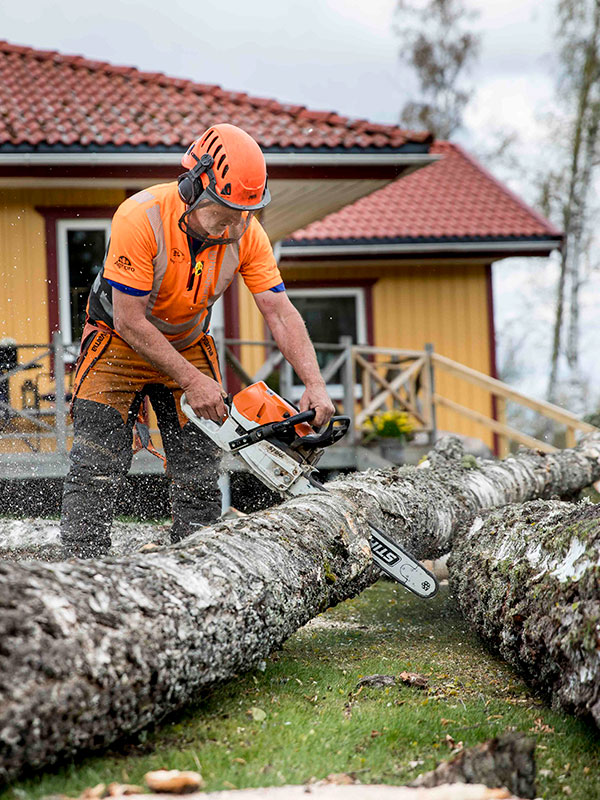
[1,434,600,784]
[448,496,600,727]
[0,492,374,786]
[329,433,600,559]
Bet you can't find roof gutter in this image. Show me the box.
[280,240,562,257]
[0,152,441,167]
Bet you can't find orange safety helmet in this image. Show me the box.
[179,123,271,212]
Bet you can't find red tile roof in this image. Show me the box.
[0,40,432,152]
[287,142,561,242]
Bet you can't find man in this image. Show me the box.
[61,123,334,558]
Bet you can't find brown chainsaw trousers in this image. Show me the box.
[60,330,223,558]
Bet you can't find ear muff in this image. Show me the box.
[177,172,199,205]
[177,153,215,206]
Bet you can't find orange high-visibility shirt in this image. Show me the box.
[88,182,282,350]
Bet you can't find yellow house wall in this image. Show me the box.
[0,187,125,420]
[0,188,495,452]
[0,187,125,341]
[274,259,495,448]
[237,276,269,377]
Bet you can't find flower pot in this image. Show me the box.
[378,440,405,464]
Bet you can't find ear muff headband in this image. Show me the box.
[177,153,215,206]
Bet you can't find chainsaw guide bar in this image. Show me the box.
[181,382,438,599]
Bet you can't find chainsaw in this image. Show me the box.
[181,381,437,599]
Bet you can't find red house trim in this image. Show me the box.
[282,278,376,346]
[35,205,118,340]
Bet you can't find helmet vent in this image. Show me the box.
[206,133,220,154]
[222,164,229,178]
[217,154,227,171]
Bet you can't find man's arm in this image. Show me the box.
[253,290,335,426]
[112,290,227,423]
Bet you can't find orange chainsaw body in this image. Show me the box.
[232,381,314,438]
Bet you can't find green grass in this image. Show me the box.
[4,581,600,799]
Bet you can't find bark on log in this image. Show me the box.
[330,433,600,559]
[2,435,600,784]
[448,497,600,727]
[0,492,374,786]
[2,435,600,566]
[410,733,536,799]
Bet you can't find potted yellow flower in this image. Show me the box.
[361,408,414,463]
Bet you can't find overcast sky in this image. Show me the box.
[4,0,586,407]
[2,0,556,148]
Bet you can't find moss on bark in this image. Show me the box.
[449,499,600,726]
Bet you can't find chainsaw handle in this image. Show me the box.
[228,410,350,453]
[292,415,351,449]
[228,409,314,451]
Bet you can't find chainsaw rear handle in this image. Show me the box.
[292,415,351,449]
[228,410,350,452]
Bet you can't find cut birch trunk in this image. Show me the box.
[2,434,600,785]
[330,433,600,560]
[0,491,374,786]
[448,497,600,726]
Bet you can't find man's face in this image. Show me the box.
[187,200,246,238]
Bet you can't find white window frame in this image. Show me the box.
[56,218,111,355]
[284,286,367,400]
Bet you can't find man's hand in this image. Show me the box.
[299,383,335,427]
[182,372,228,424]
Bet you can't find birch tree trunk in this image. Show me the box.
[331,433,600,560]
[0,491,375,787]
[448,497,600,726]
[2,434,600,784]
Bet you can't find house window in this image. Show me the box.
[56,219,111,351]
[285,287,367,399]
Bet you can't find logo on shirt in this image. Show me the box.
[170,248,185,264]
[115,255,135,273]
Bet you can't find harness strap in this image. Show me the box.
[196,333,222,384]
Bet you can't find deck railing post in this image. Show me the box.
[495,396,510,457]
[213,323,227,392]
[280,359,293,403]
[53,332,68,455]
[340,336,356,444]
[425,343,437,447]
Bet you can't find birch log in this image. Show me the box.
[0,491,375,786]
[329,433,600,559]
[448,498,600,726]
[2,435,600,784]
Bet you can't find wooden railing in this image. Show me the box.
[0,336,596,467]
[0,333,70,455]
[430,352,597,454]
[221,337,598,454]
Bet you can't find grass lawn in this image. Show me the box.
[3,580,600,799]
